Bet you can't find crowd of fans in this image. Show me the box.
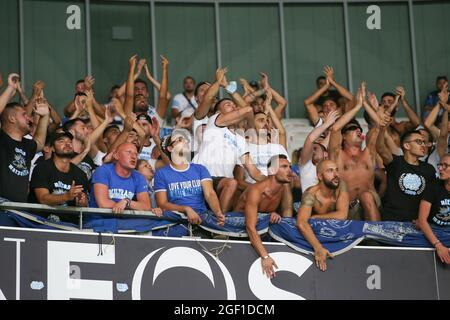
[0,54,449,275]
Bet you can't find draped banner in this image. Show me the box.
[0,226,448,300]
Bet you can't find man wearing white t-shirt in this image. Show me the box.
[241,111,290,184]
[171,76,197,118]
[300,110,339,193]
[194,95,266,212]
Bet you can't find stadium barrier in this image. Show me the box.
[0,226,448,300]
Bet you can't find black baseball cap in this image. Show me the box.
[341,120,363,134]
[47,131,74,146]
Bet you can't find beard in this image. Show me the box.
[134,103,148,113]
[324,178,339,189]
[54,150,74,159]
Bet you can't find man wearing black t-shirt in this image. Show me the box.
[30,132,89,207]
[418,153,450,264]
[0,97,50,226]
[0,101,50,202]
[377,128,437,221]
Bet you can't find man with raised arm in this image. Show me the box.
[377,126,437,222]
[328,83,385,221]
[0,77,50,205]
[304,66,354,127]
[131,56,170,128]
[193,69,265,212]
[299,110,339,192]
[297,159,349,271]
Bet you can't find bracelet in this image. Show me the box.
[124,198,131,209]
[433,240,441,248]
[262,255,270,260]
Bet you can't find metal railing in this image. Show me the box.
[0,202,182,230]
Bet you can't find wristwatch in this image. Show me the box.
[124,198,131,209]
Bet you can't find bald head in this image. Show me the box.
[114,142,139,170]
[116,142,138,153]
[317,159,340,189]
[317,159,337,175]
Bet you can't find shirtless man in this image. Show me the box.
[297,160,349,271]
[234,154,292,279]
[329,83,385,221]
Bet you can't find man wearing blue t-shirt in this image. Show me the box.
[154,129,225,225]
[90,142,161,215]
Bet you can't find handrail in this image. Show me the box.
[0,202,184,230]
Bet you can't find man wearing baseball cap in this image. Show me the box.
[29,131,89,207]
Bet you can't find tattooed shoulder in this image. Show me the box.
[301,192,316,208]
[339,180,348,192]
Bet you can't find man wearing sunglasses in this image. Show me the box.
[155,130,225,226]
[377,128,437,222]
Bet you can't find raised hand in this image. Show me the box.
[104,105,114,123]
[144,64,154,80]
[124,114,137,131]
[239,78,254,95]
[148,116,160,138]
[85,89,94,102]
[136,58,146,75]
[8,73,20,90]
[74,94,86,112]
[259,72,270,91]
[356,84,365,106]
[264,89,273,110]
[160,55,169,68]
[323,66,335,84]
[32,80,45,97]
[395,86,406,100]
[84,75,95,91]
[367,91,379,109]
[215,67,228,84]
[129,54,138,68]
[324,109,340,126]
[377,108,391,127]
[33,97,50,116]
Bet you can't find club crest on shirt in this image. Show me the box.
[434,205,450,226]
[398,173,425,196]
[8,148,29,176]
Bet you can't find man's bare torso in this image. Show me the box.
[337,148,375,200]
[234,180,283,213]
[302,184,342,216]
